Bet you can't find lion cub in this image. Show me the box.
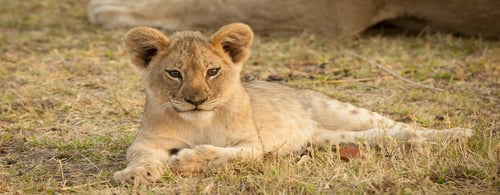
[114,23,473,185]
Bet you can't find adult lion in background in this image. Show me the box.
[88,0,500,38]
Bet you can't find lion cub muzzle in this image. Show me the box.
[184,97,207,106]
[181,78,210,107]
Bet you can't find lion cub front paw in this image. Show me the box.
[113,164,164,185]
[168,145,227,175]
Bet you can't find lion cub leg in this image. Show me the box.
[311,124,423,146]
[167,144,262,175]
[113,138,187,185]
[305,92,473,147]
[311,125,473,153]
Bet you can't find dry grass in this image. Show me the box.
[1,0,499,194]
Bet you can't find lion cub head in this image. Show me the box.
[124,23,254,121]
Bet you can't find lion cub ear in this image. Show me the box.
[211,23,254,64]
[123,27,169,68]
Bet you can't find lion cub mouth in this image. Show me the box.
[171,99,218,113]
[176,107,216,121]
[173,105,215,113]
[185,108,211,113]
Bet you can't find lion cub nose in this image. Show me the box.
[184,97,208,106]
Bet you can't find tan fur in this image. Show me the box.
[113,23,473,185]
[88,0,500,38]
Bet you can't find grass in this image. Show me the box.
[1,0,499,194]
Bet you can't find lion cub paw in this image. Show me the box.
[113,164,164,185]
[168,145,227,175]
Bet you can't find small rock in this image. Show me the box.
[50,127,62,131]
[6,159,17,165]
[338,146,365,161]
[266,75,283,82]
[435,115,445,121]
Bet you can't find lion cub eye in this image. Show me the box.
[165,70,182,80]
[207,67,220,77]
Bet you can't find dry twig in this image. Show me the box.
[305,76,394,84]
[59,180,111,191]
[347,52,445,92]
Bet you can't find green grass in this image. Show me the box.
[1,0,499,193]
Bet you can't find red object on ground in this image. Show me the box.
[338,146,365,161]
